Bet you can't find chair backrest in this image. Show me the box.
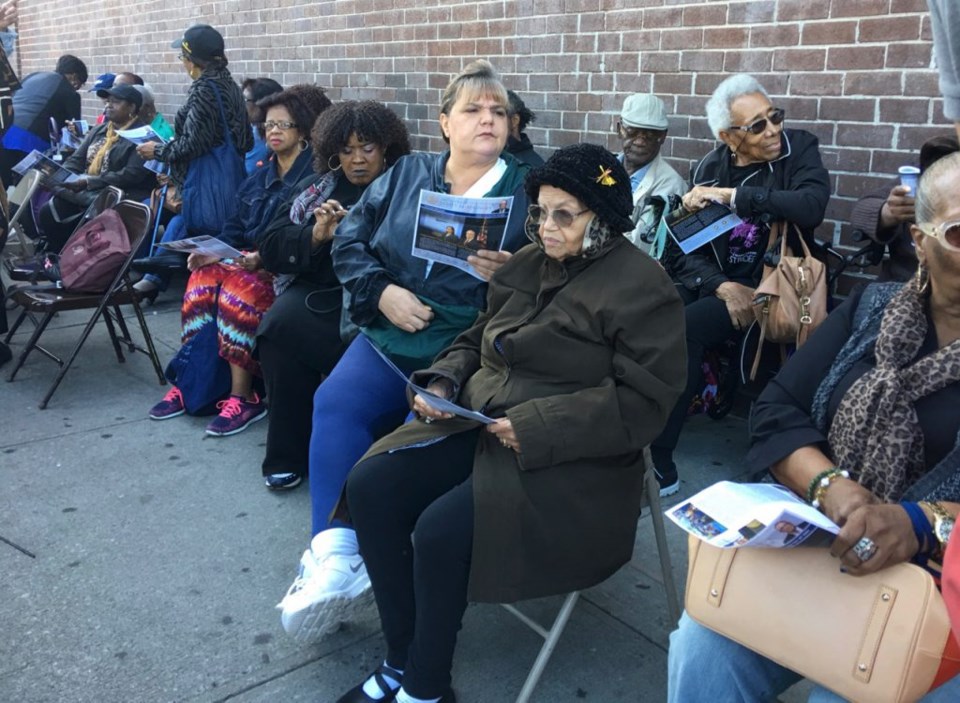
[8,169,42,208]
[112,200,152,254]
[89,186,124,216]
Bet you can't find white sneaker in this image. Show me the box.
[277,551,375,644]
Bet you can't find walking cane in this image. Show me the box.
[148,183,167,257]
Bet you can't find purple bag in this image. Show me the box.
[59,209,130,292]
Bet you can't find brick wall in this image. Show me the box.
[12,0,944,272]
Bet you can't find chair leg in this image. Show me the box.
[101,307,126,363]
[7,311,54,382]
[127,294,167,384]
[4,307,28,343]
[645,468,682,625]
[112,305,137,352]
[514,592,580,703]
[39,301,110,409]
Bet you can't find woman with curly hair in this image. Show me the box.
[255,100,412,490]
[147,85,330,437]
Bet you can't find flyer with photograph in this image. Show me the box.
[411,191,513,280]
[665,481,839,549]
[160,235,243,260]
[658,202,743,254]
[12,150,80,187]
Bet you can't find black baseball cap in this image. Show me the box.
[170,24,225,63]
[96,84,143,109]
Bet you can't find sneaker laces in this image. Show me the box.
[215,395,244,418]
[162,386,183,404]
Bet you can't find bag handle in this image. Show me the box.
[202,80,236,152]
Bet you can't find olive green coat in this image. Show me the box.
[357,237,686,603]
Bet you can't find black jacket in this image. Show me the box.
[665,129,831,295]
[506,134,545,167]
[12,71,80,141]
[62,119,155,202]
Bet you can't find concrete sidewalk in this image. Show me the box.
[0,286,776,703]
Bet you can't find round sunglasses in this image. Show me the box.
[527,204,589,229]
[731,108,786,136]
[917,220,960,253]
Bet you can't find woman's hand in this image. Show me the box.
[467,249,512,281]
[715,281,755,330]
[186,253,219,271]
[378,284,434,333]
[487,418,521,453]
[831,503,918,576]
[136,142,159,160]
[819,478,880,527]
[879,185,915,229]
[237,251,262,272]
[412,379,455,422]
[682,186,735,212]
[311,200,348,247]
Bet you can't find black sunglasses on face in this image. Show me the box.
[732,108,785,135]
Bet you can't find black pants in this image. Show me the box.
[257,333,326,477]
[346,429,479,698]
[651,287,738,469]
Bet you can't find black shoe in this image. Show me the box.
[0,342,11,368]
[264,473,302,490]
[130,254,187,275]
[655,463,680,498]
[335,664,402,703]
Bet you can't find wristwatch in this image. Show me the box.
[922,501,955,549]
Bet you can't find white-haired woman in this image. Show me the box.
[649,73,831,496]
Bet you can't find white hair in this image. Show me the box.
[705,74,769,139]
[132,83,155,106]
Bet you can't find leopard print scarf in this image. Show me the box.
[829,284,960,502]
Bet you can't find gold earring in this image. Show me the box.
[298,138,309,152]
[915,263,930,295]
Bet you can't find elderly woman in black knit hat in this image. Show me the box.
[333,143,686,703]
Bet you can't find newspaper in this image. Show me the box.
[116,125,169,175]
[160,235,243,260]
[665,481,839,548]
[12,149,80,186]
[60,120,89,150]
[411,190,512,280]
[370,344,495,424]
[657,202,743,254]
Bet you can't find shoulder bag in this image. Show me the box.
[180,81,245,236]
[685,536,960,703]
[749,221,828,380]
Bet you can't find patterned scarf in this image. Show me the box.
[288,171,338,225]
[87,118,136,176]
[828,284,960,502]
[524,215,621,260]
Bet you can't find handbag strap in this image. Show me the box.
[202,80,236,152]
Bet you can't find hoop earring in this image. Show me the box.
[915,263,930,295]
[298,138,309,152]
[327,154,342,172]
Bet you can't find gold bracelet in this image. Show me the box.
[812,469,851,510]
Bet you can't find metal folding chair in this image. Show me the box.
[5,199,166,408]
[3,168,42,257]
[500,447,681,703]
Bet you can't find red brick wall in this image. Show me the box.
[13,0,943,269]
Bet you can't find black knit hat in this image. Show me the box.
[524,143,634,233]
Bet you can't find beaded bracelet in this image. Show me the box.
[806,466,844,504]
[811,469,851,509]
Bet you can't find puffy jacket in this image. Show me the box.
[664,128,831,295]
[332,151,530,327]
[61,119,156,202]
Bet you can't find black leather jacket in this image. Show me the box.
[664,129,831,295]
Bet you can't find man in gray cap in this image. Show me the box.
[616,93,686,248]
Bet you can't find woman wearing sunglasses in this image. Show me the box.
[649,73,831,495]
[668,152,960,703]
[336,144,685,703]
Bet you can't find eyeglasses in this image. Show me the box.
[617,123,665,144]
[262,120,298,131]
[731,108,785,136]
[527,204,589,229]
[917,220,960,252]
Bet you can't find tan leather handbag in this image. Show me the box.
[749,222,828,380]
[685,536,960,703]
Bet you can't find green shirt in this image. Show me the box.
[150,113,175,142]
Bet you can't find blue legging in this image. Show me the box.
[309,334,413,535]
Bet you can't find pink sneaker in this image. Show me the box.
[205,392,268,436]
[149,386,185,420]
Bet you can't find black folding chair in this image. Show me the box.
[5,199,166,408]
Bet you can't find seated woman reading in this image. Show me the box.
[668,152,960,703]
[336,144,686,703]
